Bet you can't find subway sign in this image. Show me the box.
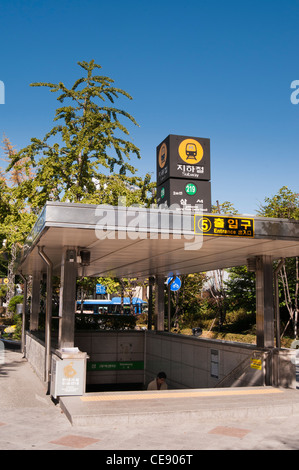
[157,134,210,185]
[194,215,254,238]
[87,361,144,371]
[157,179,211,212]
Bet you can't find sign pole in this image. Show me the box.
[168,281,171,332]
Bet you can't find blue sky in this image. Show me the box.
[1,0,299,215]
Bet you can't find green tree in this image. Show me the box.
[257,186,299,219]
[170,273,206,329]
[212,200,239,215]
[0,177,12,275]
[225,265,256,315]
[0,135,38,308]
[8,60,155,208]
[258,186,299,339]
[0,135,37,248]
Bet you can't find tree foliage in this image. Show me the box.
[170,273,207,328]
[0,62,156,314]
[0,135,37,294]
[212,200,239,215]
[258,186,299,339]
[257,186,299,219]
[7,60,155,209]
[225,265,256,315]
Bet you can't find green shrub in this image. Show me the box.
[225,309,256,333]
[12,315,22,340]
[8,295,23,314]
[75,314,136,330]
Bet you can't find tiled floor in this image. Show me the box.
[208,426,251,439]
[50,435,100,449]
[2,349,299,450]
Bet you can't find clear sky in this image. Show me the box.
[1,0,299,215]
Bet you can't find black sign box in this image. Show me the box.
[157,179,211,213]
[157,134,211,186]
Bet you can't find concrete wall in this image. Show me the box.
[273,348,297,389]
[144,331,264,389]
[25,332,46,382]
[75,330,265,389]
[75,331,145,386]
[25,330,297,390]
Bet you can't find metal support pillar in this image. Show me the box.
[58,248,77,349]
[38,247,53,389]
[256,255,275,348]
[30,272,40,331]
[167,281,171,332]
[147,277,154,330]
[274,258,285,349]
[155,274,165,331]
[18,272,27,356]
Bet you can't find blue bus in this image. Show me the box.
[76,297,146,315]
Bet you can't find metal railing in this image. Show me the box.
[214,351,266,388]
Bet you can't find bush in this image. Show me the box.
[136,312,148,325]
[225,309,256,333]
[8,295,23,314]
[12,315,22,340]
[75,314,136,330]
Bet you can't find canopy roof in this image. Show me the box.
[16,201,299,279]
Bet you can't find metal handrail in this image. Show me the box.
[214,351,263,388]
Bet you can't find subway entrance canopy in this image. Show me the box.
[15,201,299,356]
[17,201,299,279]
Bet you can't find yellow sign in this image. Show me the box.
[178,138,204,165]
[194,215,254,238]
[251,358,262,370]
[64,362,77,378]
[158,142,167,168]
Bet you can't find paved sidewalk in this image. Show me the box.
[1,347,299,451]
